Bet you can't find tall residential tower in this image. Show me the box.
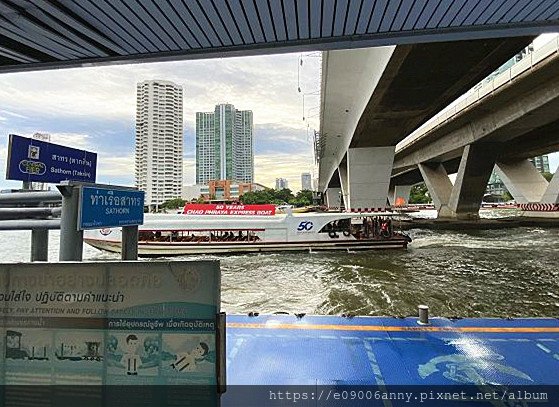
[135,80,183,209]
[301,172,312,191]
[196,104,253,184]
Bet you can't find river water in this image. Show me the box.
[1,210,558,318]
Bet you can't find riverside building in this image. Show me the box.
[135,80,184,210]
[196,104,253,184]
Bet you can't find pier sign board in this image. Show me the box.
[0,261,222,405]
[6,134,97,183]
[79,186,144,230]
[183,203,276,216]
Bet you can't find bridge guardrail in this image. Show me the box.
[398,35,559,152]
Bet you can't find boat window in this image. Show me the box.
[138,230,262,243]
[318,219,351,233]
[318,217,395,240]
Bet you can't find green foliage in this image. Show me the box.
[240,188,314,207]
[288,190,313,207]
[542,172,554,182]
[408,183,431,204]
[160,198,186,209]
[502,191,513,201]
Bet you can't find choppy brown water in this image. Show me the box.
[3,214,558,318]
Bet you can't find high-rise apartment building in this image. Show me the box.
[275,178,288,190]
[529,155,550,174]
[486,154,551,198]
[301,172,312,191]
[135,80,183,209]
[196,104,253,184]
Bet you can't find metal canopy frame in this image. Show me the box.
[0,0,558,73]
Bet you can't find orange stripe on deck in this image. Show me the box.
[226,322,559,334]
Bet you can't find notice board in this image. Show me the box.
[0,261,222,406]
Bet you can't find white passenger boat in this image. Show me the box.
[84,204,411,257]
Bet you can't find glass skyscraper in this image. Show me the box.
[196,104,253,185]
[529,155,550,173]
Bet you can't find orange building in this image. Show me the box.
[200,180,266,202]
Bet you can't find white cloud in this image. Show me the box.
[549,152,559,173]
[183,153,315,192]
[0,53,321,131]
[183,157,195,185]
[46,132,94,151]
[255,153,315,191]
[97,155,134,179]
[0,51,321,187]
[0,109,28,119]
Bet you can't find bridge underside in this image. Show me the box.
[392,52,559,217]
[319,36,532,200]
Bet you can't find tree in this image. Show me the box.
[502,191,513,202]
[240,189,276,204]
[161,198,186,209]
[289,190,313,207]
[240,188,315,206]
[275,188,294,204]
[542,172,554,182]
[409,183,431,204]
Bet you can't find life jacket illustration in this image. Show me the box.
[171,353,195,372]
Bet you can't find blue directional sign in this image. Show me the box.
[6,134,97,183]
[79,186,144,230]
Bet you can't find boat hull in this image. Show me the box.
[84,238,409,257]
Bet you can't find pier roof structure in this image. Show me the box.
[0,0,558,73]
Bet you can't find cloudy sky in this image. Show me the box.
[0,51,321,191]
[0,36,557,192]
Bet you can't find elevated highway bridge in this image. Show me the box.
[391,36,559,218]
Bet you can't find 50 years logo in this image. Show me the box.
[297,221,314,231]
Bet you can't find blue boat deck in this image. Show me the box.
[224,314,559,405]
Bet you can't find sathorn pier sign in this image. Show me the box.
[6,134,97,183]
[78,186,145,230]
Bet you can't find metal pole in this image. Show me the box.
[121,225,139,260]
[418,305,429,325]
[59,185,83,261]
[31,228,49,261]
[216,312,227,394]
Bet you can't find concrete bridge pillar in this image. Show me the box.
[418,163,454,218]
[541,171,559,204]
[388,185,395,206]
[495,160,549,203]
[338,164,349,209]
[447,143,499,219]
[347,146,395,211]
[419,144,498,219]
[392,185,412,206]
[325,188,342,209]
